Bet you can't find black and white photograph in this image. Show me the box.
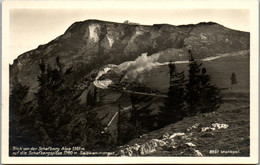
[1,0,258,164]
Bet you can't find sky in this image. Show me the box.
[9,9,249,64]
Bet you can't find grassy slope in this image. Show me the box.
[120,96,249,156]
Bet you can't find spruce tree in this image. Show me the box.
[129,94,154,131]
[199,68,222,113]
[116,94,155,145]
[9,79,30,147]
[116,105,137,145]
[116,111,136,145]
[186,53,202,116]
[159,61,186,127]
[58,103,109,150]
[186,50,222,115]
[87,87,97,107]
[33,56,109,149]
[34,57,72,146]
[231,72,238,87]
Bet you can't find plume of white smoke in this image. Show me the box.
[117,53,161,81]
[95,67,111,80]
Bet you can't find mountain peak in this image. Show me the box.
[10,19,249,96]
[67,19,220,30]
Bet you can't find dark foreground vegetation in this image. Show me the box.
[9,50,223,155]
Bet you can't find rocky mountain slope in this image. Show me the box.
[116,98,249,156]
[10,20,249,94]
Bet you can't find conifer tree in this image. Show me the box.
[57,102,109,150]
[9,79,31,146]
[231,72,238,87]
[186,53,202,116]
[87,87,97,107]
[129,94,154,131]
[116,110,135,145]
[159,61,186,127]
[186,50,222,115]
[33,56,109,149]
[116,105,137,145]
[199,68,222,113]
[116,94,155,145]
[34,57,72,146]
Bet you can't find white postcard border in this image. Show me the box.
[2,0,259,164]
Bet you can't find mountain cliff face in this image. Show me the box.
[10,20,249,93]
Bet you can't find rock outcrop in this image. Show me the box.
[117,122,230,156]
